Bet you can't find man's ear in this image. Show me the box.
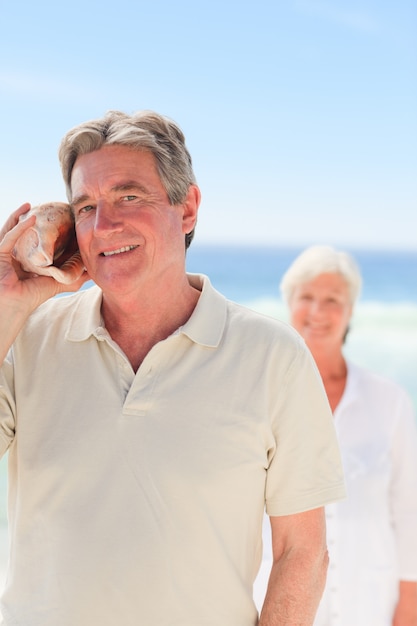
[182,184,201,234]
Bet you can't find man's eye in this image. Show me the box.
[123,195,137,201]
[79,205,94,214]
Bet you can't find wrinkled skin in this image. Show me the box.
[12,202,85,284]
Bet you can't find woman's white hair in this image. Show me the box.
[280,245,362,305]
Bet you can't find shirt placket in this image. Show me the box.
[325,504,342,626]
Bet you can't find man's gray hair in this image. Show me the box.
[58,110,197,248]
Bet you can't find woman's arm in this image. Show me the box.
[393,581,417,626]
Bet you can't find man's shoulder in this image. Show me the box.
[224,298,305,350]
[192,273,305,353]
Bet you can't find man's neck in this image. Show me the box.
[100,279,201,372]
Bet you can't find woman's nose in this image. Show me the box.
[309,299,324,316]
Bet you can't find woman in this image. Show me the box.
[280,245,417,626]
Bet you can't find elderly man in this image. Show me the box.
[0,110,345,625]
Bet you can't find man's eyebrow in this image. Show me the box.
[71,194,90,207]
[111,182,149,194]
[71,182,149,207]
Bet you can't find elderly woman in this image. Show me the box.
[280,245,417,626]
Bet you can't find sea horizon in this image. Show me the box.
[186,243,417,303]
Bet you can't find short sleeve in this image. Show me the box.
[265,342,346,515]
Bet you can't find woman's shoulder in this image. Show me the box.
[347,360,414,410]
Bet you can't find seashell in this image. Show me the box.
[12,202,85,284]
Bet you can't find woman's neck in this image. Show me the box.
[309,346,347,412]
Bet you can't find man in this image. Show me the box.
[0,110,345,625]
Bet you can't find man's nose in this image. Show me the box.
[93,202,123,235]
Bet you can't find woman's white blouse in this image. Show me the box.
[314,361,417,626]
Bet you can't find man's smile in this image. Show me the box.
[101,245,139,257]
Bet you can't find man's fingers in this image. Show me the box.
[0,209,36,252]
[0,204,32,241]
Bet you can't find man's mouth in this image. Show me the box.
[101,245,139,257]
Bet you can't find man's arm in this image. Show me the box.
[259,507,328,626]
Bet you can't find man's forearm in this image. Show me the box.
[258,546,328,626]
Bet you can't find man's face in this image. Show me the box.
[70,144,198,296]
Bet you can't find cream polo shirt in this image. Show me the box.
[0,274,345,626]
[314,362,417,626]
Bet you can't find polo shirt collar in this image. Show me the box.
[180,274,227,347]
[65,284,104,342]
[65,274,227,348]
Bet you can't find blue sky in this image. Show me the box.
[1,0,416,249]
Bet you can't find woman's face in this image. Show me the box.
[289,272,353,352]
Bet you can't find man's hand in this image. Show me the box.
[0,203,88,302]
[0,204,89,364]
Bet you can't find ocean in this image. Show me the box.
[0,245,416,578]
